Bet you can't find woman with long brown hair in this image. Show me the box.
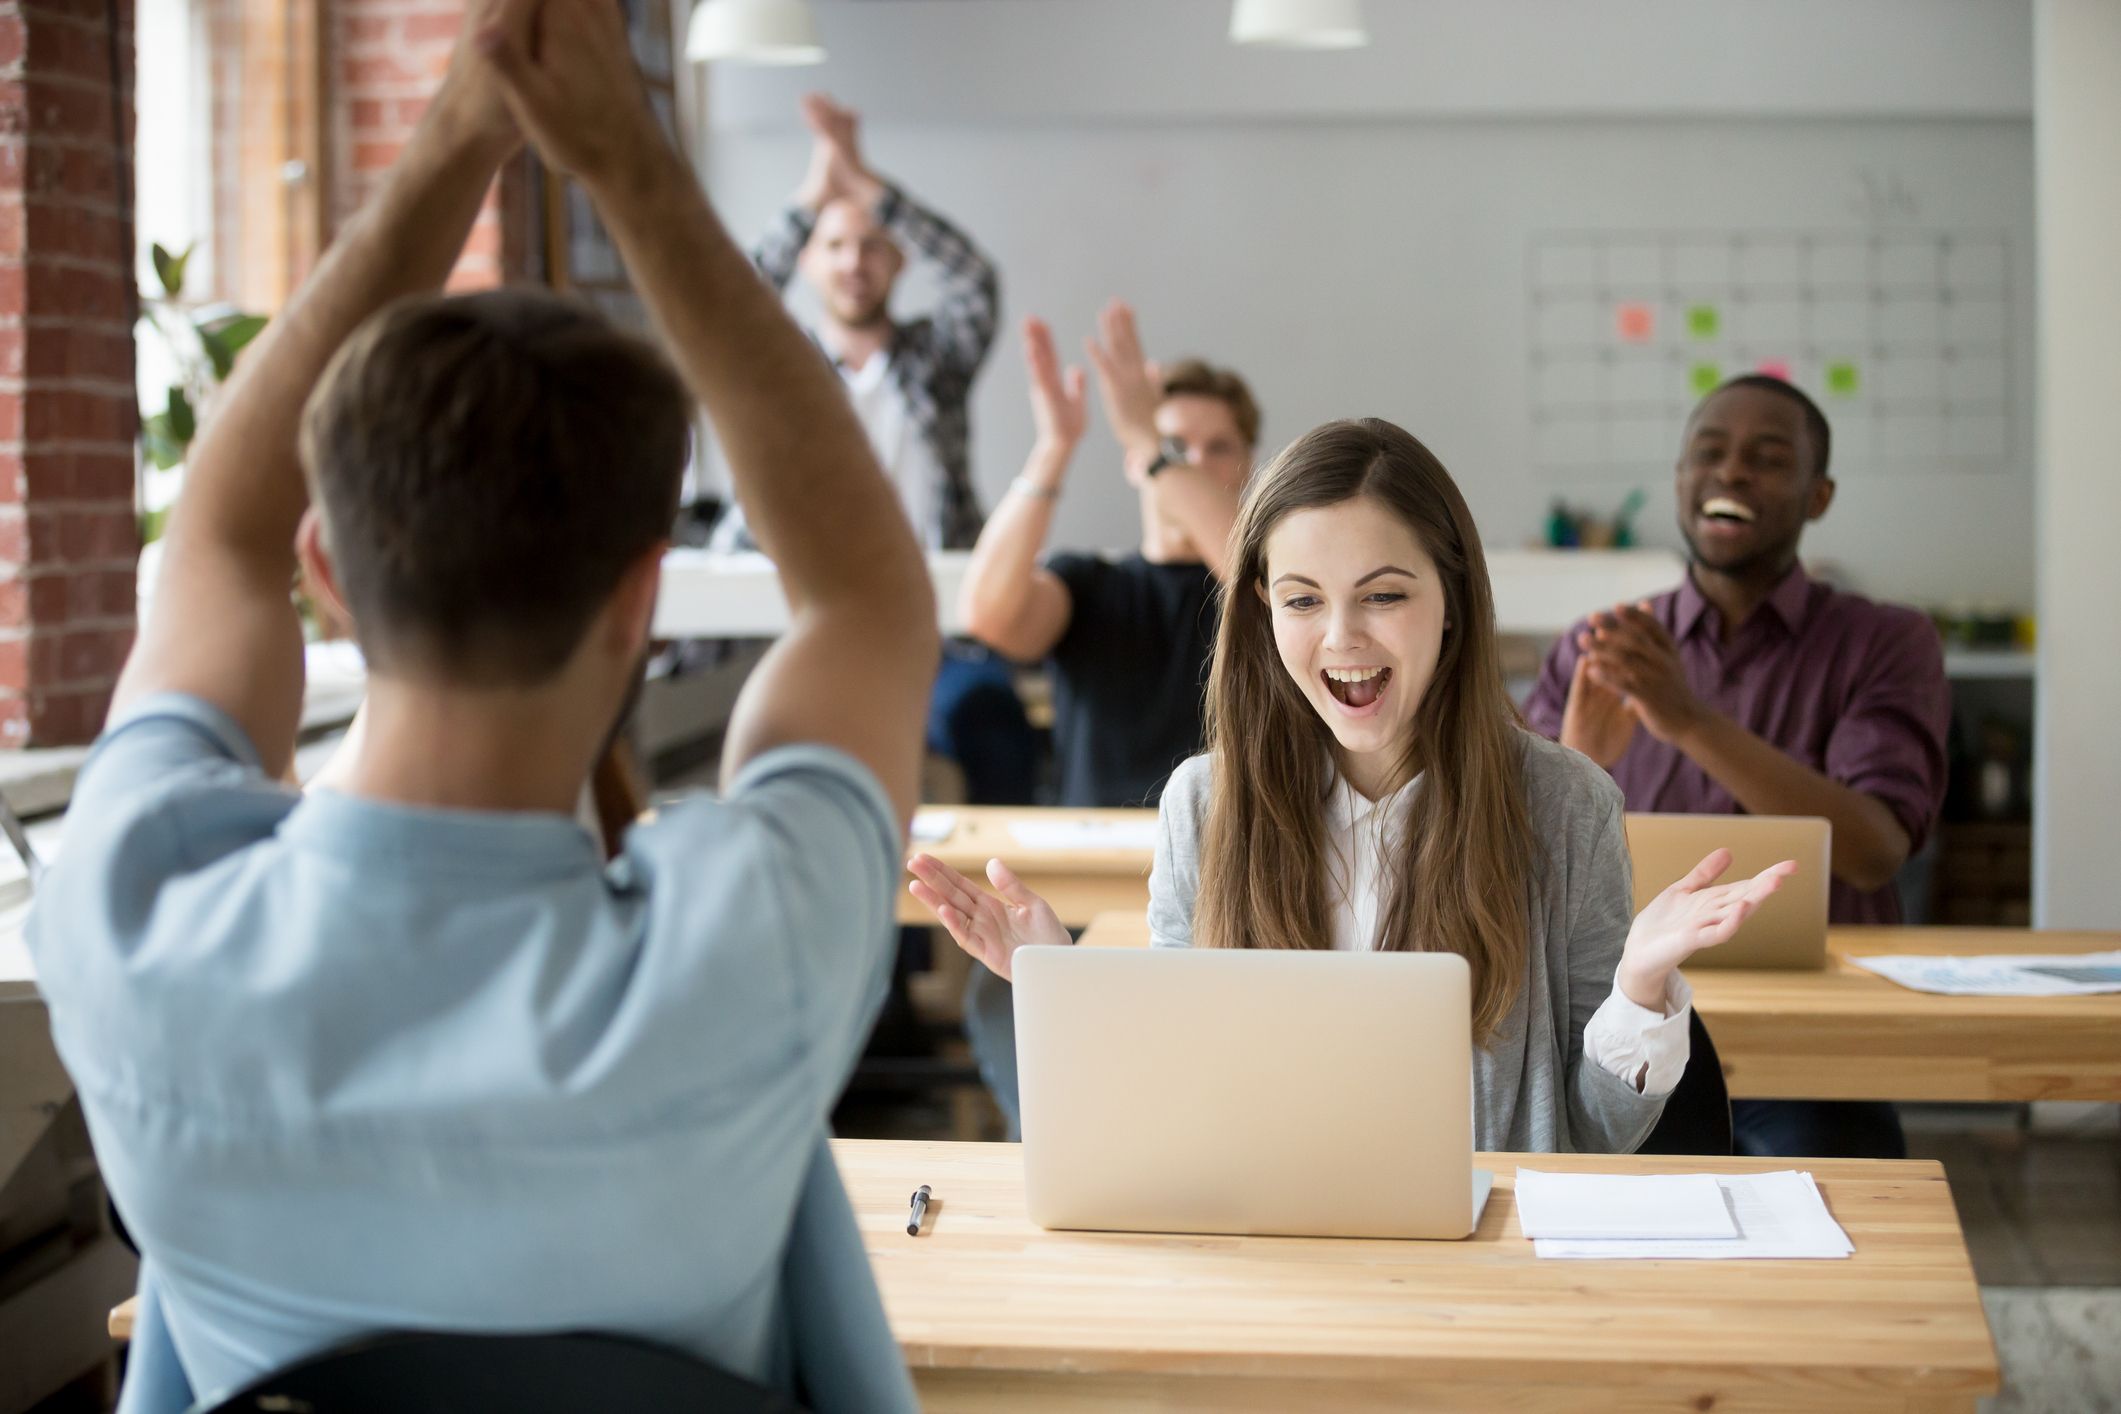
[910,418,1793,1152]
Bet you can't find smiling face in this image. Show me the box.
[1676,383,1835,580]
[798,198,904,329]
[1261,496,1448,797]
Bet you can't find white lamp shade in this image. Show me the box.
[686,0,826,66]
[1229,0,1368,49]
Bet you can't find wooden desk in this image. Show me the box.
[897,808,1156,928]
[1691,926,2121,1103]
[113,1139,2000,1410]
[1079,913,2121,1103]
[846,1138,1994,1411]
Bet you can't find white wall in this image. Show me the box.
[2031,1,2121,929]
[693,0,2037,610]
[704,0,2033,127]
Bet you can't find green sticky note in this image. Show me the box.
[1686,304,1720,339]
[1689,362,1722,395]
[1825,361,1861,397]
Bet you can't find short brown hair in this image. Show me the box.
[300,290,691,687]
[1159,359,1261,448]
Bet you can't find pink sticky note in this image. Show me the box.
[1756,358,1792,380]
[1615,303,1655,344]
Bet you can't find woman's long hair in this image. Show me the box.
[1194,418,1536,1043]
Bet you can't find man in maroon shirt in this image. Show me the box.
[1524,374,1950,1160]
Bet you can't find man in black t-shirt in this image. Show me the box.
[958,300,1257,808]
[951,301,1258,1130]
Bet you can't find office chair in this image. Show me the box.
[192,1330,807,1414]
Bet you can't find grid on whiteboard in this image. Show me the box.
[1526,231,2012,478]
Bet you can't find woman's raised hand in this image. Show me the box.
[907,853,1070,982]
[1617,848,1798,1008]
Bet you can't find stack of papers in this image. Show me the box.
[1515,1169,1853,1260]
[1,897,32,992]
[1848,951,2121,996]
[1005,819,1161,852]
[910,810,957,845]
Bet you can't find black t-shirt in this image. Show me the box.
[1045,552,1220,809]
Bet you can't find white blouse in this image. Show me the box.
[1323,772,1693,1095]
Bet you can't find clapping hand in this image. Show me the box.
[793,93,880,213]
[907,853,1071,982]
[1618,849,1797,1008]
[477,0,664,183]
[1082,299,1163,478]
[1560,652,1637,766]
[1025,317,1088,455]
[1577,603,1709,747]
[434,0,522,156]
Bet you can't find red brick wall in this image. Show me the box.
[0,1,524,749]
[0,0,138,749]
[333,0,502,290]
[201,0,242,302]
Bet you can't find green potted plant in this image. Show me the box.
[136,241,268,546]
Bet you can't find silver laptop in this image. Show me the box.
[1625,813,1831,970]
[1012,946,1492,1240]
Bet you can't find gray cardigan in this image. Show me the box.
[1147,730,1666,1155]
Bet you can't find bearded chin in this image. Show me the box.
[837,298,890,330]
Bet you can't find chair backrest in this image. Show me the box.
[190,1330,808,1414]
[1634,1011,1733,1156]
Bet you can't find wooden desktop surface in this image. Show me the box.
[851,1139,1993,1411]
[111,1138,1999,1411]
[1078,913,2121,1103]
[897,806,1156,927]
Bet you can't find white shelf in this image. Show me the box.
[1484,548,1687,637]
[1943,648,2037,680]
[656,549,976,639]
[654,546,1690,640]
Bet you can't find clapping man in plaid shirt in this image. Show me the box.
[713,94,1037,800]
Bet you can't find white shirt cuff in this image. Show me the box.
[1582,970,1695,1097]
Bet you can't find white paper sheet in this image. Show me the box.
[1532,1171,1853,1260]
[1849,950,2121,996]
[1513,1170,1737,1240]
[0,892,34,991]
[910,810,957,845]
[1005,819,1161,852]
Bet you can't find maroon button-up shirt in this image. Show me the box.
[1523,565,1951,925]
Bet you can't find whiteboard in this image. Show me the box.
[1527,229,2014,478]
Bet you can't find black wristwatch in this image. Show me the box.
[1143,437,1185,478]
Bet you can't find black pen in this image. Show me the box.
[906,1184,931,1236]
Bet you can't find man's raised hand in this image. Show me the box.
[794,93,878,213]
[1025,317,1088,454]
[431,0,522,156]
[476,0,665,185]
[1083,299,1163,477]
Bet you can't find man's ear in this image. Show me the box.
[295,509,355,634]
[1807,475,1837,523]
[603,540,667,659]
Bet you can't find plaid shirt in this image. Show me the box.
[714,184,999,551]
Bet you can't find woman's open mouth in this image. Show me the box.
[1323,666,1392,716]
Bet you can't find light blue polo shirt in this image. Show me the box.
[29,694,907,1408]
